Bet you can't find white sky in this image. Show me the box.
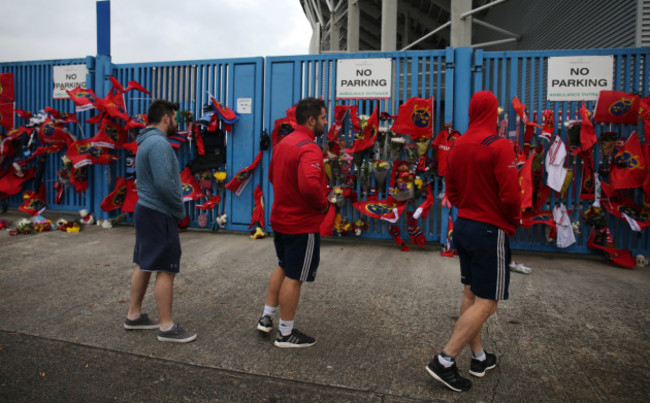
[0,0,313,63]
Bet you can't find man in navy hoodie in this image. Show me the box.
[426,91,520,391]
[123,99,196,343]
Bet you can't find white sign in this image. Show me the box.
[237,97,252,114]
[547,56,613,101]
[336,58,392,99]
[53,64,88,99]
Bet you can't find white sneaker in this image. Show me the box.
[509,261,531,274]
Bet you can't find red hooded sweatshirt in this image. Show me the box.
[446,91,521,235]
[269,125,328,234]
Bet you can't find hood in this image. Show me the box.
[467,90,498,132]
[136,127,163,145]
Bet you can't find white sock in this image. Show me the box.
[161,323,174,332]
[278,319,294,336]
[472,349,486,361]
[263,305,279,319]
[437,353,455,368]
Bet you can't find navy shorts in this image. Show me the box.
[274,232,320,282]
[133,204,181,274]
[454,217,510,300]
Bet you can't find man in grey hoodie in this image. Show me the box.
[123,99,196,343]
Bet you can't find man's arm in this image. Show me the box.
[494,141,521,226]
[297,145,328,211]
[151,140,186,220]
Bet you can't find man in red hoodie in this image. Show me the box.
[256,97,329,348]
[426,91,521,392]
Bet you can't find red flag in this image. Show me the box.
[0,73,15,101]
[640,97,650,140]
[327,105,360,142]
[38,119,73,146]
[95,91,129,121]
[32,144,64,158]
[580,148,596,200]
[125,80,151,95]
[90,118,128,149]
[66,86,98,112]
[226,150,263,196]
[122,179,138,213]
[14,109,31,121]
[195,195,222,210]
[345,104,379,154]
[209,94,239,124]
[44,106,78,123]
[249,184,265,229]
[180,167,205,201]
[512,97,541,128]
[519,152,535,210]
[601,196,650,230]
[579,102,598,151]
[390,97,434,138]
[587,227,636,269]
[100,177,127,212]
[19,184,47,216]
[66,138,119,169]
[352,197,406,223]
[521,210,556,229]
[108,76,126,93]
[0,167,34,197]
[441,212,456,257]
[271,116,295,146]
[126,113,147,130]
[609,132,647,189]
[0,103,13,130]
[594,90,640,124]
[413,188,434,219]
[70,166,89,193]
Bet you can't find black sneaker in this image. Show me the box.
[469,352,497,377]
[274,329,316,348]
[257,315,273,333]
[123,313,159,330]
[157,324,197,343]
[425,356,472,392]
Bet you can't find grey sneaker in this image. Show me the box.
[509,261,531,274]
[124,313,159,330]
[157,324,197,343]
[274,329,316,348]
[257,315,273,333]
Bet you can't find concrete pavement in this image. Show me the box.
[0,209,649,402]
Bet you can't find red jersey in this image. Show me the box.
[269,125,328,234]
[446,91,521,235]
[432,128,460,176]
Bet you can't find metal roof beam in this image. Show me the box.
[473,18,520,39]
[460,0,508,20]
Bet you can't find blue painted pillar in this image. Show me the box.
[452,47,473,133]
[93,1,112,219]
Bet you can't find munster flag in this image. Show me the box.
[0,167,34,197]
[44,106,77,124]
[521,210,556,229]
[126,113,147,130]
[66,86,98,112]
[209,93,239,124]
[390,97,433,138]
[640,97,650,139]
[226,150,263,196]
[125,80,151,95]
[601,196,650,231]
[0,102,13,130]
[0,73,14,101]
[579,102,598,151]
[249,185,265,229]
[587,227,636,269]
[100,177,127,212]
[19,184,47,216]
[610,132,647,189]
[512,97,541,128]
[195,195,222,210]
[122,178,138,213]
[345,104,379,154]
[180,167,205,201]
[271,116,295,146]
[327,105,360,142]
[70,166,89,193]
[580,148,596,200]
[594,90,640,124]
[66,138,119,168]
[519,152,535,210]
[352,197,406,223]
[90,118,128,149]
[38,119,73,146]
[14,109,31,121]
[95,91,129,121]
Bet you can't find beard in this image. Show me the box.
[313,122,325,138]
[166,121,178,137]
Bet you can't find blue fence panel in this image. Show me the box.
[264,50,449,242]
[0,57,94,213]
[473,47,650,256]
[109,57,264,230]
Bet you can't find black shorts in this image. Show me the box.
[274,232,320,282]
[454,217,510,300]
[133,204,181,274]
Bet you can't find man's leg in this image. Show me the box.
[127,266,152,320]
[265,266,286,307]
[443,295,497,358]
[458,286,483,353]
[278,277,302,324]
[154,271,175,330]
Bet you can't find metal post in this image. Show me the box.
[453,47,473,133]
[347,0,359,52]
[450,0,472,47]
[96,1,110,56]
[381,0,397,51]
